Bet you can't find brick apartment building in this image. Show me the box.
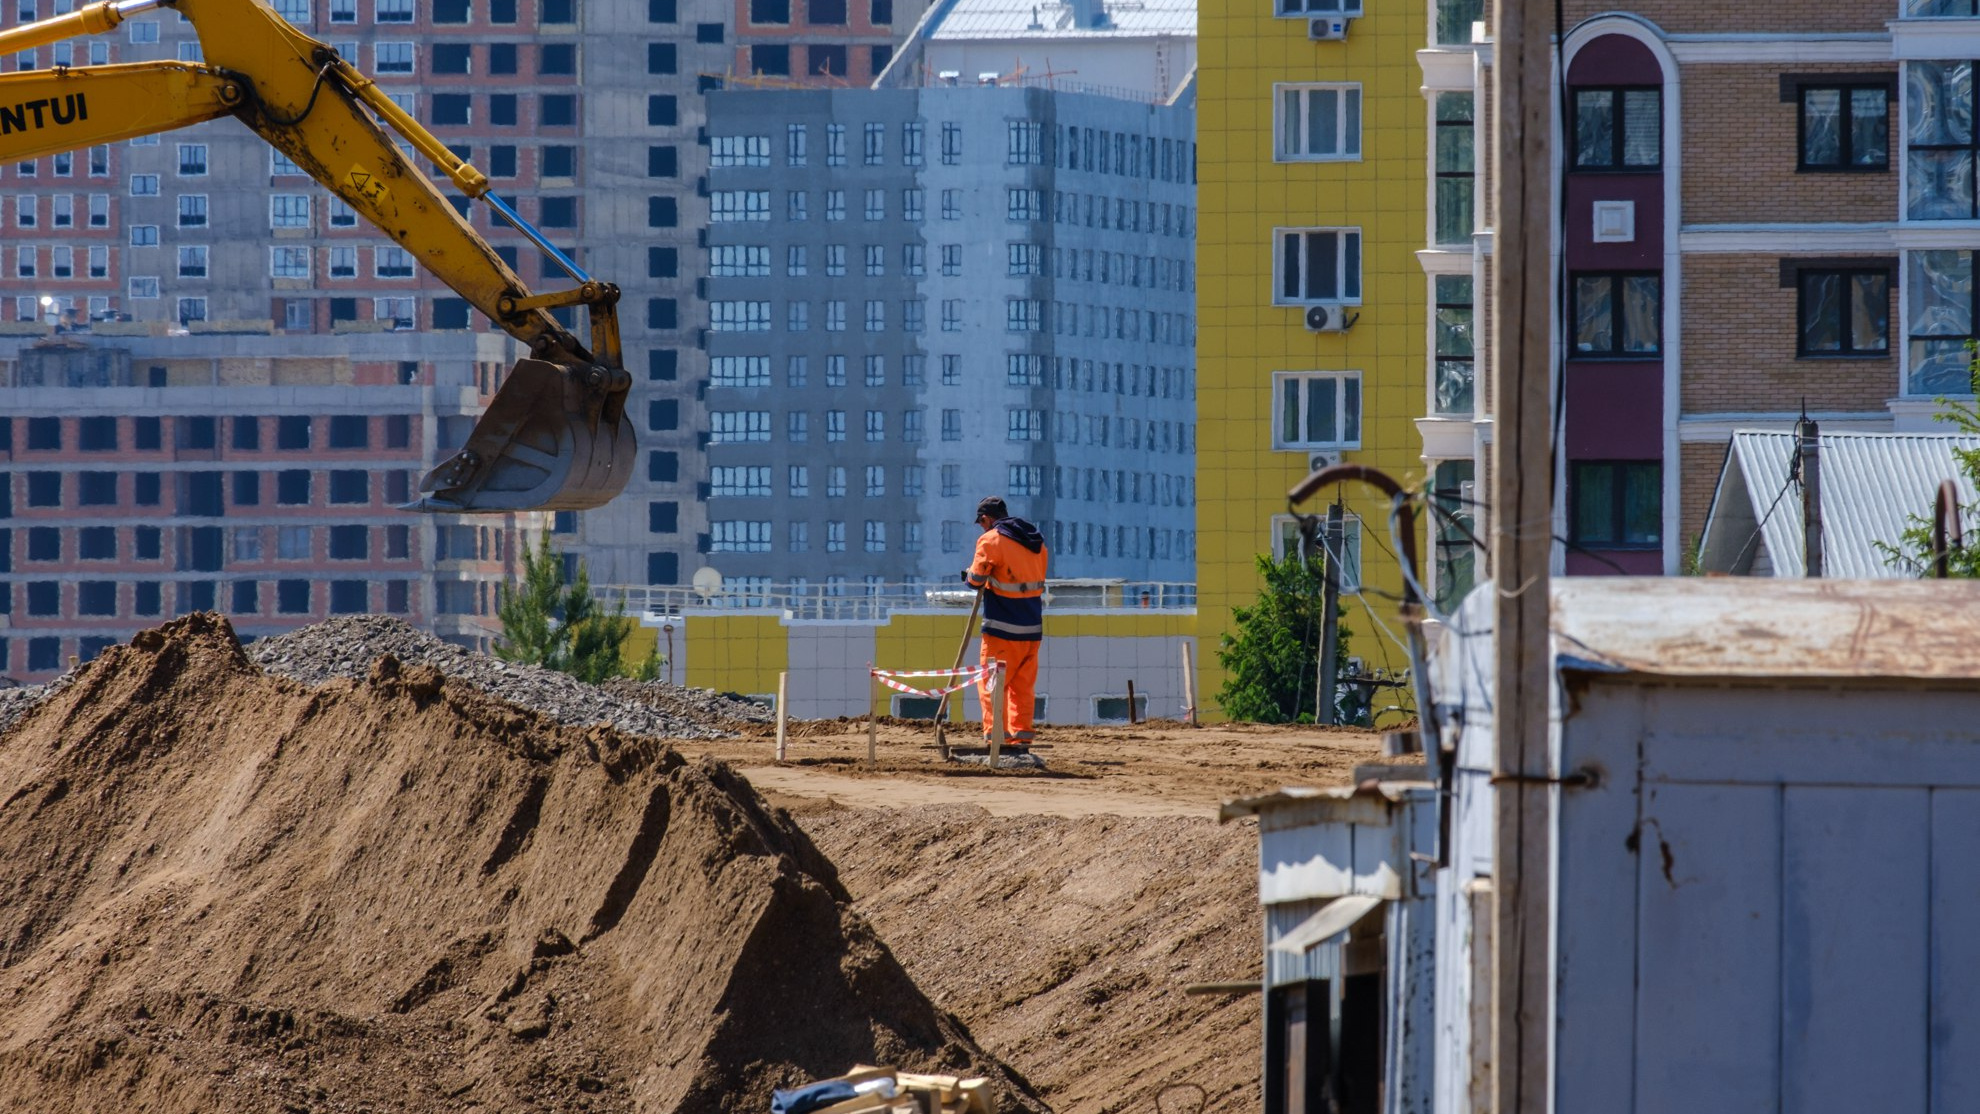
[0,0,754,605]
[0,330,533,680]
[730,0,928,85]
[1438,0,1964,575]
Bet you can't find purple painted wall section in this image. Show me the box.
[1566,34,1661,85]
[1564,364,1663,458]
[1566,175,1662,270]
[1563,32,1669,574]
[1566,549,1662,575]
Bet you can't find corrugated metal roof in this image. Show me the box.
[1707,431,1980,578]
[928,0,1195,39]
[1549,578,1980,680]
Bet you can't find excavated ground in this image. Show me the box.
[0,618,1388,1113]
[0,615,1039,1114]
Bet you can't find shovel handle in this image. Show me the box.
[933,588,985,739]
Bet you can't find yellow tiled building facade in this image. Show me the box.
[1197,0,1468,718]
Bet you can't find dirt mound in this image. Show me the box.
[795,805,1263,1113]
[0,614,1041,1114]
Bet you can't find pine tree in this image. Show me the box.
[495,531,569,671]
[1215,551,1355,724]
[495,532,648,680]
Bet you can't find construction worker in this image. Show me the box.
[963,497,1048,749]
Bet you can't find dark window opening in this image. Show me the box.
[539,43,577,75]
[1800,85,1889,171]
[1570,272,1661,357]
[809,0,845,23]
[1571,86,1660,170]
[751,44,790,75]
[540,94,576,127]
[808,42,847,76]
[433,43,472,73]
[1570,461,1662,549]
[648,42,677,73]
[78,416,118,451]
[1798,268,1890,356]
[277,415,311,450]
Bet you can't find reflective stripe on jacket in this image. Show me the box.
[966,518,1048,642]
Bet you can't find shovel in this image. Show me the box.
[933,588,984,760]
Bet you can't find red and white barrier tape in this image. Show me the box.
[870,663,1000,698]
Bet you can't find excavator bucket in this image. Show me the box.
[408,357,634,512]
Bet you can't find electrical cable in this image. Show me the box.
[1729,441,1802,572]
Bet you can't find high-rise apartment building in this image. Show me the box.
[1194,0,1432,715]
[697,0,1197,593]
[730,0,929,85]
[700,83,1197,591]
[1450,1,1947,578]
[0,0,732,598]
[0,330,532,680]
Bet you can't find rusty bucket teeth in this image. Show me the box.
[410,357,634,513]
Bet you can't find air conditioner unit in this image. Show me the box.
[1309,16,1348,39]
[1304,303,1355,332]
[1308,450,1341,473]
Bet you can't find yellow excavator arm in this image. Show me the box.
[0,0,635,512]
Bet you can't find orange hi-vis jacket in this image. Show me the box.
[964,517,1048,642]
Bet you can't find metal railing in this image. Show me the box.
[594,579,1195,622]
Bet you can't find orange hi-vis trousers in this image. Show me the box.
[978,633,1039,744]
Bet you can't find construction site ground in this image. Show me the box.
[703,719,1390,1112]
[0,616,1393,1114]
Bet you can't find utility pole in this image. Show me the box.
[1800,414,1823,577]
[1491,0,1555,1108]
[1317,501,1344,725]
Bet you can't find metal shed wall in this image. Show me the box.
[1554,678,1980,1114]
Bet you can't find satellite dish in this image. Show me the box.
[692,567,724,600]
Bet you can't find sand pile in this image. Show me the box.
[796,806,1262,1113]
[0,614,1039,1114]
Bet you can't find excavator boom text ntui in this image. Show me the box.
[0,0,635,511]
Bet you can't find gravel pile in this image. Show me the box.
[0,677,66,736]
[247,615,750,741]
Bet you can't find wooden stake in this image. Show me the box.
[866,666,878,770]
[1181,642,1198,726]
[1126,679,1138,724]
[988,663,1005,767]
[774,670,789,761]
[1491,0,1557,1106]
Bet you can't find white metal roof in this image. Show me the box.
[1547,578,1980,680]
[926,0,1195,40]
[1700,431,1980,578]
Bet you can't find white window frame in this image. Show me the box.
[1271,370,1364,450]
[374,41,415,74]
[375,245,415,278]
[1274,83,1362,161]
[1276,0,1361,16]
[1274,226,1362,305]
[270,193,311,228]
[710,189,771,222]
[270,245,311,279]
[328,245,358,277]
[176,142,208,176]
